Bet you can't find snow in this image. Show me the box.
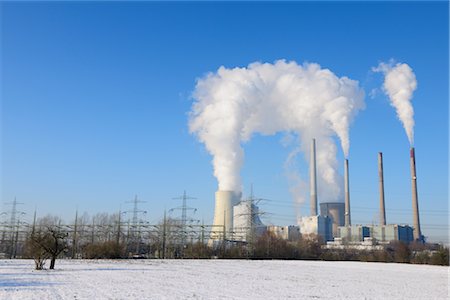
[0,259,448,299]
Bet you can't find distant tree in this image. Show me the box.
[183,241,213,259]
[430,246,449,266]
[82,241,125,259]
[411,251,430,264]
[389,241,411,263]
[296,234,322,259]
[252,232,297,259]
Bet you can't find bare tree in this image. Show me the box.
[25,230,50,270]
[28,216,69,270]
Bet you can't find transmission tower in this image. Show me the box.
[124,195,147,254]
[235,186,267,256]
[170,191,198,255]
[3,198,26,259]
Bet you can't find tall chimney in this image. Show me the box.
[410,147,422,241]
[344,159,351,226]
[378,152,386,226]
[310,139,318,216]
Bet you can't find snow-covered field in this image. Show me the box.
[0,259,448,299]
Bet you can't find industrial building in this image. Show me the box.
[337,224,414,244]
[338,225,371,242]
[335,224,414,244]
[299,215,333,241]
[325,237,384,251]
[320,202,344,238]
[369,224,414,243]
[267,225,300,241]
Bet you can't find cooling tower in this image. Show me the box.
[410,147,422,241]
[310,139,318,216]
[378,152,386,226]
[344,159,351,226]
[211,191,240,240]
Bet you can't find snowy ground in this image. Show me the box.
[0,259,448,299]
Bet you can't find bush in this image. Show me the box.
[24,232,51,270]
[83,241,125,259]
[253,232,296,259]
[389,241,411,263]
[430,246,449,266]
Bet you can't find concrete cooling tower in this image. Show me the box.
[211,191,241,240]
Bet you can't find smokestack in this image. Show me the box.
[378,152,386,226]
[211,191,240,240]
[310,139,318,216]
[344,159,351,226]
[410,147,422,241]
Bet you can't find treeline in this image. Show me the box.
[3,213,448,269]
[25,229,449,270]
[220,232,449,266]
[54,231,449,266]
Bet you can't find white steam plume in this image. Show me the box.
[189,60,365,203]
[373,61,417,145]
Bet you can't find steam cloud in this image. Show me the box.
[373,61,417,145]
[189,60,365,203]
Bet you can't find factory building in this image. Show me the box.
[320,202,345,238]
[266,225,300,241]
[325,237,384,251]
[336,224,413,244]
[338,225,371,242]
[369,224,414,243]
[299,215,333,241]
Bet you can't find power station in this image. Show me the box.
[209,138,424,246]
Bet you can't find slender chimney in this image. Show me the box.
[378,152,386,226]
[344,159,351,226]
[310,139,318,216]
[410,147,422,241]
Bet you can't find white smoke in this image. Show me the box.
[189,60,365,203]
[284,145,307,217]
[373,61,417,145]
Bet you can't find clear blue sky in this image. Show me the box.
[1,2,448,243]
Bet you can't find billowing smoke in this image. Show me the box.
[189,60,365,203]
[373,61,417,145]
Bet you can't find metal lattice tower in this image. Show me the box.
[124,195,147,254]
[170,191,198,253]
[236,185,267,255]
[3,198,26,258]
